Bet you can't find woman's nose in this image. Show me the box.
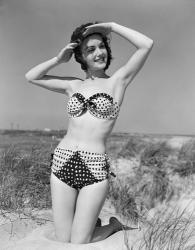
[95,48,103,56]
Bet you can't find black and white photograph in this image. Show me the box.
[0,0,195,249]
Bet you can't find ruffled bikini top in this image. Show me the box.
[67,92,120,120]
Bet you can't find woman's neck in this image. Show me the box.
[85,69,109,80]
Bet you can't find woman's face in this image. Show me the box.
[81,34,108,72]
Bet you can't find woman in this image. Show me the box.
[25,21,153,244]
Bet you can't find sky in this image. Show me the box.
[0,0,195,134]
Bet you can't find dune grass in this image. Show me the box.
[109,138,195,213]
[173,140,195,177]
[108,137,195,249]
[123,204,195,250]
[108,140,175,222]
[1,131,195,248]
[0,145,52,212]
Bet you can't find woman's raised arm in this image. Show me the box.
[25,42,80,94]
[25,57,60,81]
[82,22,153,89]
[110,22,153,87]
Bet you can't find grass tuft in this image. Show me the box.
[137,205,195,250]
[0,146,52,212]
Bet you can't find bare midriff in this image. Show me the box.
[57,113,116,154]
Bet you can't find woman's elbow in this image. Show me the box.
[140,39,154,51]
[146,39,154,50]
[25,72,32,82]
[25,72,37,83]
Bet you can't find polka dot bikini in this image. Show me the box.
[67,92,120,119]
[50,147,116,190]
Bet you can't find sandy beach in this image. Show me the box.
[0,199,142,250]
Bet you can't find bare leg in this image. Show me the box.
[70,179,109,243]
[70,180,127,244]
[50,173,78,242]
[92,217,134,243]
[91,217,124,243]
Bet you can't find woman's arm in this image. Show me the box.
[25,42,80,95]
[25,57,60,81]
[82,22,153,89]
[110,22,153,88]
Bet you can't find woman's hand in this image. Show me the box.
[56,42,78,63]
[82,22,114,37]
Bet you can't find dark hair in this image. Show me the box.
[70,22,112,72]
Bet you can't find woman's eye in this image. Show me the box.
[87,48,94,53]
[86,44,105,53]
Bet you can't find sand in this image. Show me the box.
[0,200,142,250]
[167,136,191,149]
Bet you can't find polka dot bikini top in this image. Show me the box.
[67,92,120,120]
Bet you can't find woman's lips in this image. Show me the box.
[94,58,105,62]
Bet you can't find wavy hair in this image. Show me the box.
[70,22,113,72]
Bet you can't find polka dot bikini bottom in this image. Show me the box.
[50,147,116,190]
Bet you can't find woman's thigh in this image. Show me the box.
[50,173,78,242]
[71,179,109,243]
